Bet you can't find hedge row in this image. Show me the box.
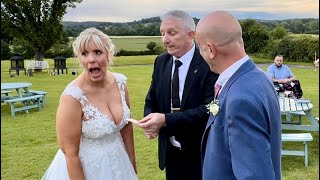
[263,35,319,62]
[115,49,164,56]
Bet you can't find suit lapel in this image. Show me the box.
[205,113,216,130]
[164,56,173,110]
[201,114,215,162]
[159,56,173,169]
[203,59,256,132]
[181,49,201,107]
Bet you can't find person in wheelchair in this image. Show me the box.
[267,55,303,98]
[267,54,296,84]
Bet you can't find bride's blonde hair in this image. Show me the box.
[72,27,116,65]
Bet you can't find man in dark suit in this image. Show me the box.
[196,11,281,180]
[138,10,218,180]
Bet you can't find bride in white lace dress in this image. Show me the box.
[42,28,138,180]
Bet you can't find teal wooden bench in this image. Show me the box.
[4,94,44,117]
[281,133,313,167]
[28,90,48,106]
[1,90,13,103]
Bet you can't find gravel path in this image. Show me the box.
[256,63,315,69]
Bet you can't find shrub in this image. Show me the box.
[116,49,157,56]
[146,42,157,51]
[115,44,166,56]
[1,39,12,60]
[263,35,319,62]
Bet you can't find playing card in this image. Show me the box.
[127,118,139,124]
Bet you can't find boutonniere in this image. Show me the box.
[206,99,219,115]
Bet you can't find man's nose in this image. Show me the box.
[162,34,170,44]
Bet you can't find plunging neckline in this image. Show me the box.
[83,93,125,126]
[73,78,127,127]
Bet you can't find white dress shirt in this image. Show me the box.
[169,43,195,149]
[171,44,195,104]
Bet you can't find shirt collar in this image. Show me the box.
[216,55,249,88]
[173,43,195,64]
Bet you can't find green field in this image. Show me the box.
[1,57,319,180]
[69,36,163,52]
[111,36,163,52]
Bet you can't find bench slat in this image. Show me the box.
[279,97,284,112]
[289,111,305,115]
[289,98,297,111]
[4,95,43,103]
[14,104,41,111]
[282,133,313,141]
[29,90,48,95]
[1,90,13,94]
[281,150,305,156]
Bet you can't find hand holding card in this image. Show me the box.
[127,118,139,124]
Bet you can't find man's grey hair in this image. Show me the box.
[161,10,195,32]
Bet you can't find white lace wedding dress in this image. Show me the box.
[42,73,138,180]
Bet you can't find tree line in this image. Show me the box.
[62,17,318,37]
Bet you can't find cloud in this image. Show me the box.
[63,0,319,22]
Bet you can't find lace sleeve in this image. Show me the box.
[113,73,127,84]
[59,82,87,105]
[113,73,128,92]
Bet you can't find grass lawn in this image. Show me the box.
[111,36,163,52]
[1,56,319,180]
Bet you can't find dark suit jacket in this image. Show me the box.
[201,59,281,180]
[144,47,218,172]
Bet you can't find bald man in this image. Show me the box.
[196,11,281,180]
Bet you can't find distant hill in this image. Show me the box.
[62,16,162,28]
[62,16,319,37]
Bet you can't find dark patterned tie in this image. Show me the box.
[172,59,183,110]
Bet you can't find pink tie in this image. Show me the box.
[214,83,222,98]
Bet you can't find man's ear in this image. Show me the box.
[188,31,196,43]
[208,43,216,59]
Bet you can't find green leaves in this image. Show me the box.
[1,0,82,60]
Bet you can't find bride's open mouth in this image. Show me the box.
[89,67,101,77]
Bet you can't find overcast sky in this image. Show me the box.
[63,0,319,22]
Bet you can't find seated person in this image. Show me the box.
[267,55,296,84]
